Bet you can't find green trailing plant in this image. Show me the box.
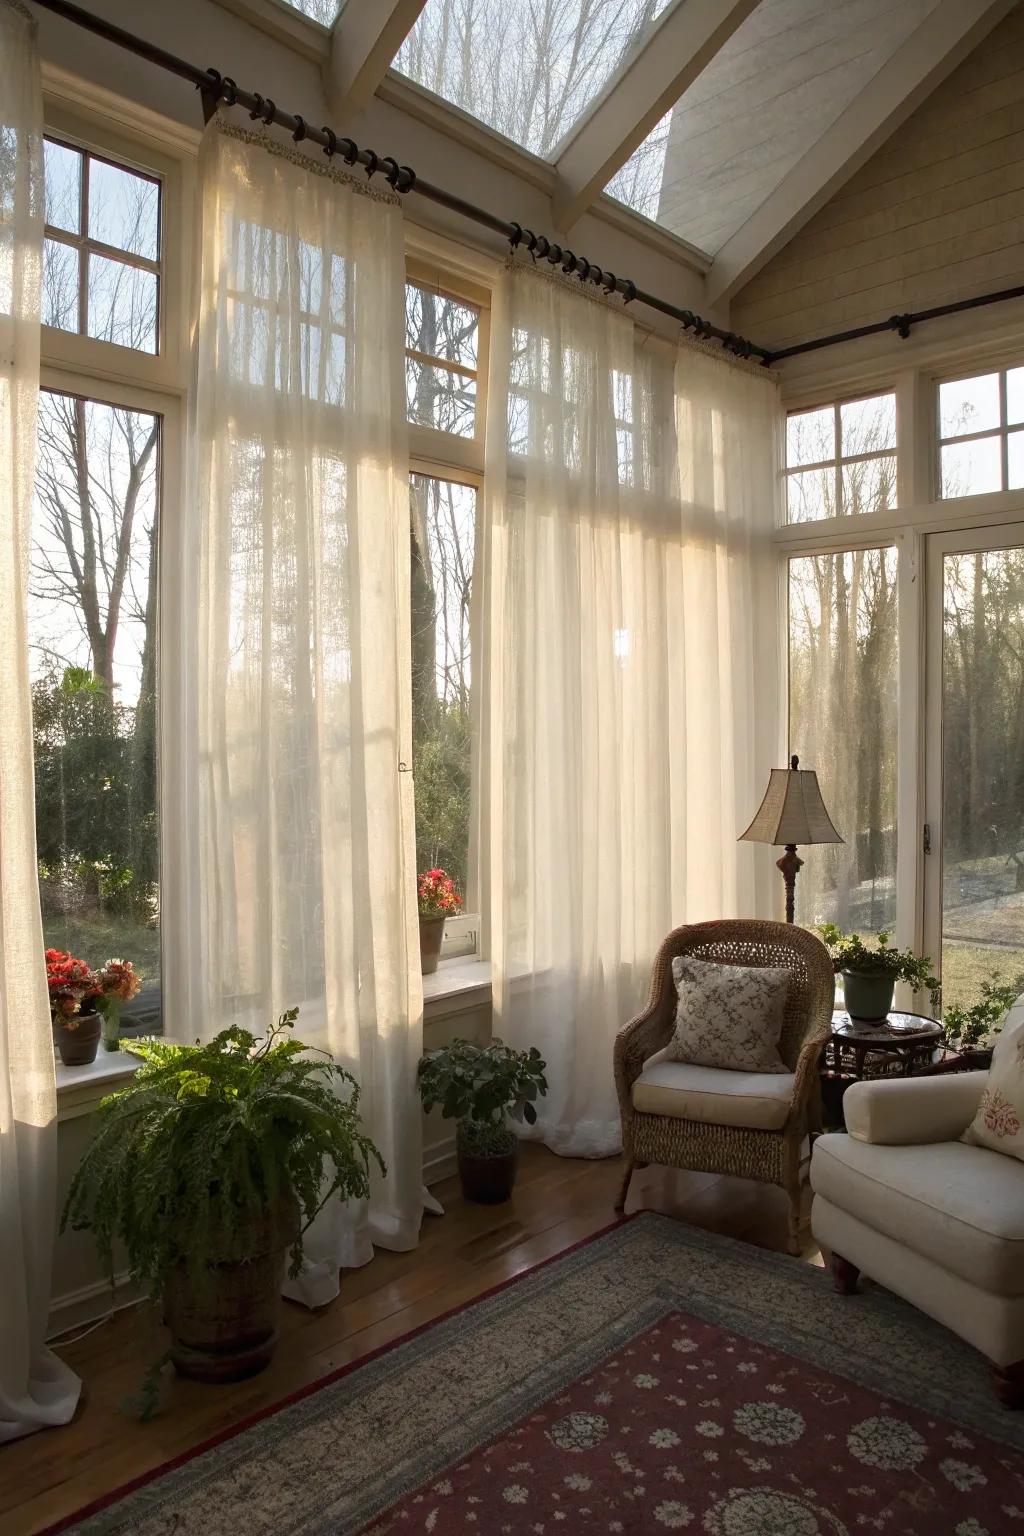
[819,924,941,1011]
[417,1037,548,1158]
[62,1010,385,1300]
[943,971,1024,1052]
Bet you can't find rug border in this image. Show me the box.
[36,1212,634,1536]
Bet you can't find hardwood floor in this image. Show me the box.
[0,1149,822,1536]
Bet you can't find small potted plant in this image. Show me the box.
[46,947,102,1065]
[417,867,462,974]
[95,957,142,1051]
[943,971,1024,1067]
[820,924,940,1021]
[62,1009,384,1388]
[417,1037,548,1203]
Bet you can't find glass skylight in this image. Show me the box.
[393,0,674,157]
[275,0,342,26]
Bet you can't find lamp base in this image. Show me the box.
[776,844,803,924]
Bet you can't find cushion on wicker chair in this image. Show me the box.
[667,954,790,1072]
[631,1048,796,1129]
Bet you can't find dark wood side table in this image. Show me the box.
[820,1009,945,1129]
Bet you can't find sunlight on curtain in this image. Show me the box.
[164,122,421,1298]
[475,264,780,1156]
[0,0,81,1441]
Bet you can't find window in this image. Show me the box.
[410,475,476,905]
[43,137,161,354]
[785,393,896,523]
[938,367,1024,498]
[405,281,480,438]
[787,547,898,935]
[30,389,162,1031]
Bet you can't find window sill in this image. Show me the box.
[423,957,492,1015]
[56,1049,139,1120]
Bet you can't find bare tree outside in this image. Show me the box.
[395,0,670,155]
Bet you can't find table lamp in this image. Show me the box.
[739,755,843,922]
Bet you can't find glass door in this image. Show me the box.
[924,528,1024,1010]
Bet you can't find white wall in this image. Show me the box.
[731,6,1024,355]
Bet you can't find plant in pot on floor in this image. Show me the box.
[417,867,462,974]
[62,1008,384,1398]
[47,947,102,1065]
[820,924,940,1022]
[943,969,1024,1066]
[418,1037,548,1203]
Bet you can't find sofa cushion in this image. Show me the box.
[632,1048,795,1130]
[962,1008,1024,1164]
[811,1132,1024,1296]
[667,954,790,1073]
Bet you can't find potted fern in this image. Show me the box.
[417,1037,548,1203]
[62,1009,384,1384]
[820,924,940,1021]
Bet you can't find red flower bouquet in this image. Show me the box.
[95,958,142,1052]
[45,948,100,1028]
[417,868,463,918]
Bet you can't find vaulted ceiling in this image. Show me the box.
[247,0,1019,302]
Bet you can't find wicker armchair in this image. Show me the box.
[614,920,835,1254]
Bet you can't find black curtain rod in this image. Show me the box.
[767,284,1024,362]
[28,0,772,363]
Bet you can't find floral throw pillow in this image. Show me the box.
[962,1015,1024,1162]
[667,955,791,1074]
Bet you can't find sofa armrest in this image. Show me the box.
[843,1072,987,1146]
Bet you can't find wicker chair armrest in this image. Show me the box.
[787,1027,829,1119]
[614,1004,673,1116]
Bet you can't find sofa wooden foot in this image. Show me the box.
[831,1253,860,1295]
[994,1359,1024,1409]
[615,1160,634,1213]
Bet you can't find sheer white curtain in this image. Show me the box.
[164,122,422,1302]
[475,263,780,1157]
[0,0,81,1441]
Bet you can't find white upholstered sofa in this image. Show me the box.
[810,1003,1024,1407]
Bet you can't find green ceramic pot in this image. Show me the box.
[842,969,895,1022]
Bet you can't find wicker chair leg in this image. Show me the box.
[782,1132,803,1256]
[615,1160,635,1213]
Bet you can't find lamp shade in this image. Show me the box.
[739,756,843,847]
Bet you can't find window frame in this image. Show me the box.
[783,389,898,523]
[935,362,1024,501]
[405,255,491,478]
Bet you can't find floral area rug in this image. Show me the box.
[49,1214,1024,1536]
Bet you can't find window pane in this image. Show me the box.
[1008,429,1024,490]
[940,437,1002,498]
[42,237,80,332]
[788,548,898,934]
[1007,366,1024,426]
[410,475,477,898]
[87,253,158,353]
[939,546,1024,1008]
[786,406,835,467]
[786,466,835,523]
[275,0,342,22]
[842,454,896,515]
[840,393,896,456]
[30,392,162,1033]
[405,283,479,370]
[395,0,673,156]
[88,158,159,262]
[44,140,81,234]
[406,356,476,436]
[939,373,1000,438]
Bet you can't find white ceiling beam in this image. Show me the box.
[327,0,427,118]
[706,0,1016,308]
[551,0,760,233]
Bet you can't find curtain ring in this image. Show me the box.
[603,271,617,294]
[261,98,276,126]
[508,222,523,249]
[621,279,637,306]
[380,156,401,188]
[339,137,359,165]
[576,257,590,283]
[561,249,575,274]
[397,164,416,193]
[292,115,308,143]
[321,126,337,157]
[221,76,238,106]
[248,92,265,121]
[363,149,378,179]
[546,242,562,265]
[534,235,550,260]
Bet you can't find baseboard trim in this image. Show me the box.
[423,1136,457,1187]
[47,1271,142,1339]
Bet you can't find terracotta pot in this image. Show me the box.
[419,914,446,975]
[457,1140,519,1204]
[53,1011,101,1066]
[163,1196,300,1383]
[842,970,895,1022]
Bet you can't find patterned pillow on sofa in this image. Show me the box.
[962,1009,1024,1163]
[667,954,790,1074]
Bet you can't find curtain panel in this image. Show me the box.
[475,263,781,1157]
[164,122,422,1297]
[0,0,81,1441]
